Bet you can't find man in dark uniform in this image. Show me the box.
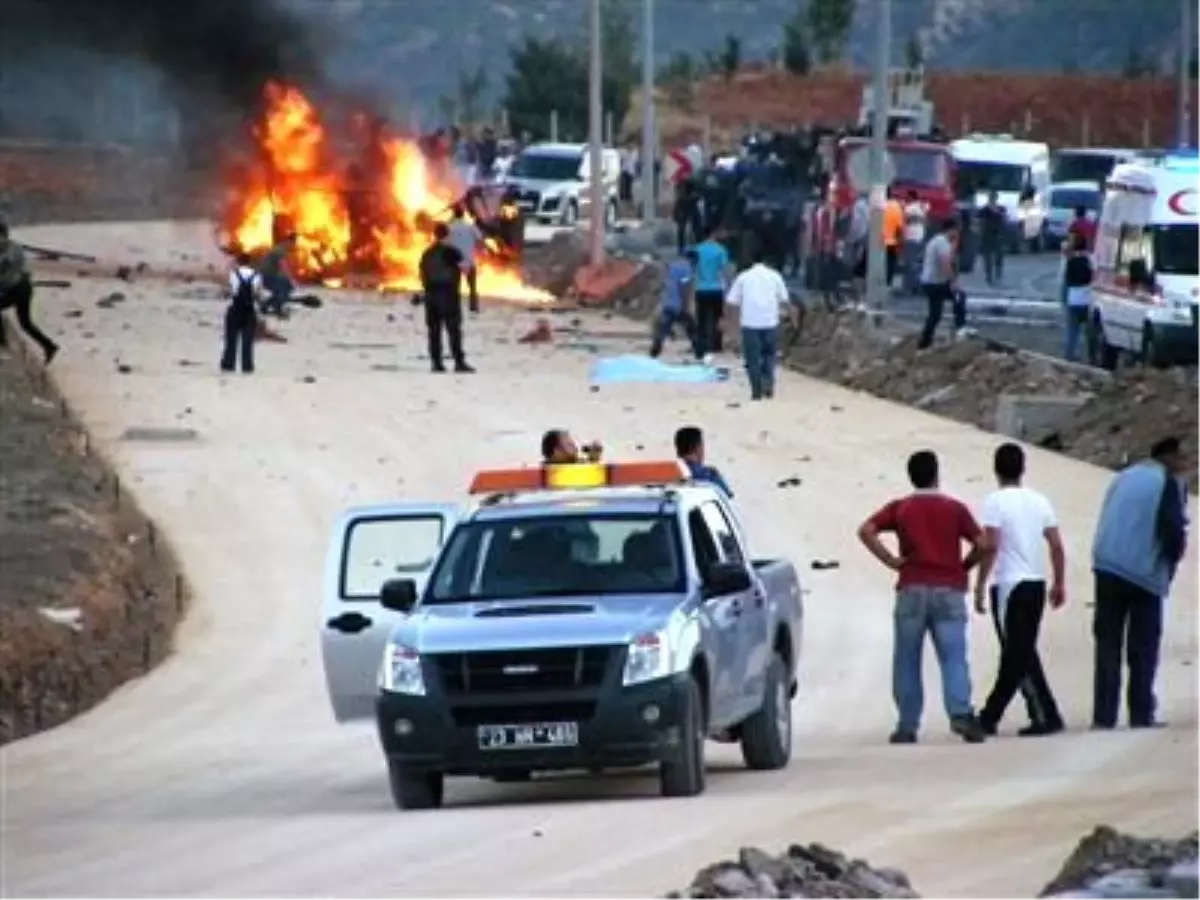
[418,224,474,374]
[0,222,58,364]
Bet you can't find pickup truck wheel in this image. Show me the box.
[388,761,444,810]
[739,654,793,770]
[659,677,706,797]
[1142,326,1170,369]
[1089,314,1119,371]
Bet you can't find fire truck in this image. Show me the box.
[806,67,956,281]
[834,67,955,224]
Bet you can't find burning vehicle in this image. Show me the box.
[217,83,541,300]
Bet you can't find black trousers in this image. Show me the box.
[464,266,479,313]
[220,305,256,373]
[885,245,898,287]
[424,291,465,368]
[694,289,725,356]
[980,581,1063,730]
[918,282,966,348]
[0,275,58,359]
[1093,571,1163,727]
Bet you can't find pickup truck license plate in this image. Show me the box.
[478,722,579,750]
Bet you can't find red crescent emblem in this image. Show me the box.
[1167,189,1198,216]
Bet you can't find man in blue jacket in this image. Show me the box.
[674,425,733,497]
[1091,436,1189,729]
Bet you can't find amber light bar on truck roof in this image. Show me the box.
[468,460,690,495]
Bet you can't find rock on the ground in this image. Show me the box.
[669,843,920,899]
[1040,826,1199,898]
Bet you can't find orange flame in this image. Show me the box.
[221,82,549,302]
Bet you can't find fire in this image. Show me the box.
[220,83,550,303]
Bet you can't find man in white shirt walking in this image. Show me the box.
[973,442,1066,737]
[725,247,796,401]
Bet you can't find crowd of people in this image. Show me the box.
[856,434,1189,743]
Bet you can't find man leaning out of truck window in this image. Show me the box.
[674,425,733,498]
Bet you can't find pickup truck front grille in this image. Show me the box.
[449,700,596,727]
[432,646,613,695]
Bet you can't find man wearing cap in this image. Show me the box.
[1090,436,1189,730]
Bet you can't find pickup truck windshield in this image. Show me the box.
[427,513,684,603]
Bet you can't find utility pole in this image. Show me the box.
[588,0,605,266]
[865,0,892,320]
[1179,0,1193,147]
[640,0,656,221]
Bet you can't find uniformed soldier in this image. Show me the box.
[417,224,474,374]
[0,222,58,364]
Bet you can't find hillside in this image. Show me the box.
[313,0,1189,113]
[646,69,1195,148]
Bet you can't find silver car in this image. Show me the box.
[320,480,804,809]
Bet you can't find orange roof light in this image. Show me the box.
[467,460,689,495]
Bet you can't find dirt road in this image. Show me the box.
[2,222,1196,898]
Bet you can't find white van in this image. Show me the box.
[503,142,620,227]
[950,133,1051,252]
[1089,152,1199,369]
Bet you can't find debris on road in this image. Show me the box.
[1040,826,1199,898]
[524,237,1199,487]
[668,843,920,898]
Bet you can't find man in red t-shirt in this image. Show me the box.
[1066,206,1097,252]
[858,450,990,745]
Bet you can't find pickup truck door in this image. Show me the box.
[699,500,769,719]
[320,502,459,722]
[687,506,740,729]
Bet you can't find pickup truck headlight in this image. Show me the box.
[380,643,426,695]
[622,632,671,686]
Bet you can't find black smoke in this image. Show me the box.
[0,0,324,121]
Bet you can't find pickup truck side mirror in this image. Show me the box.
[703,561,753,598]
[380,577,419,613]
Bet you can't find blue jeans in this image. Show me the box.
[261,273,294,310]
[893,585,974,734]
[741,326,779,399]
[1063,304,1088,362]
[650,307,700,359]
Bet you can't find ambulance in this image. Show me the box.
[1089,150,1199,369]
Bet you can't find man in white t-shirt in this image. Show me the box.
[973,442,1066,737]
[725,246,796,401]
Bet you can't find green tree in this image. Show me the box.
[719,32,742,82]
[502,35,632,143]
[781,6,812,75]
[807,0,854,65]
[903,32,924,69]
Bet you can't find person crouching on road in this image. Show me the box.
[448,204,483,314]
[0,222,59,365]
[674,425,733,497]
[725,244,795,401]
[1061,233,1094,362]
[650,248,702,361]
[973,443,1067,738]
[258,232,297,318]
[1090,436,1189,730]
[857,450,989,745]
[418,223,474,374]
[221,253,262,374]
